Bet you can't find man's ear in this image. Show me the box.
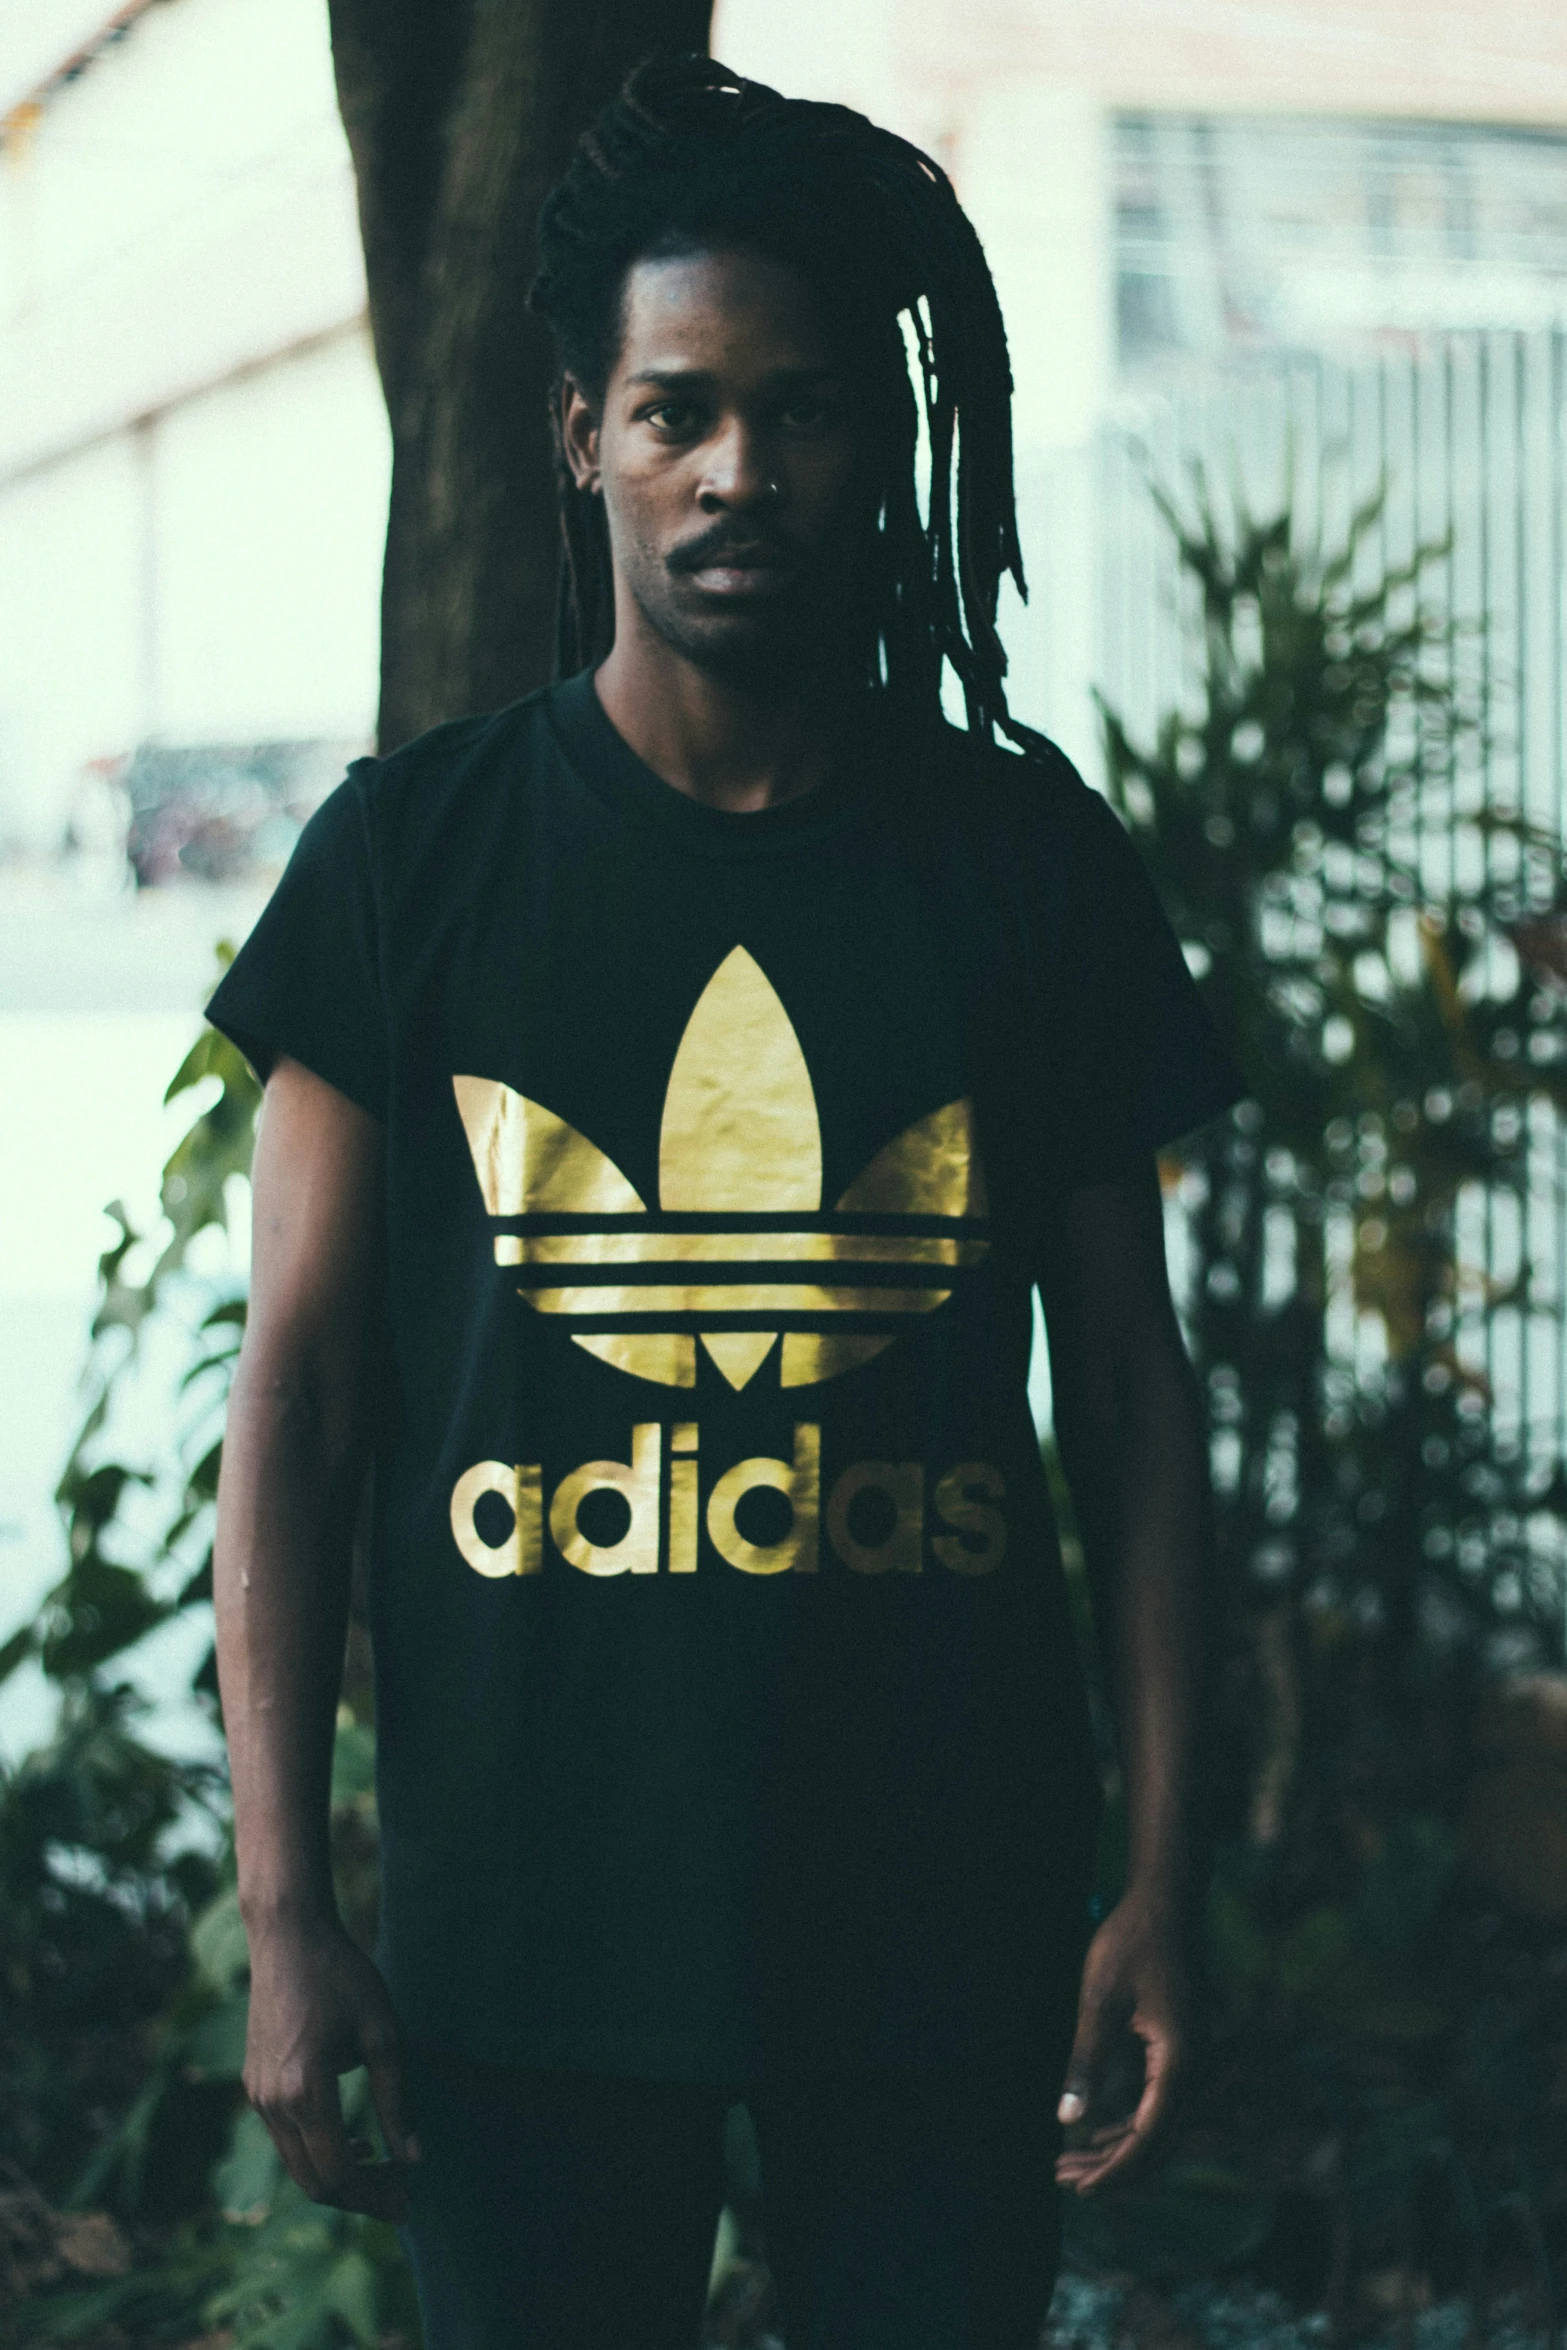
[560,375,601,494]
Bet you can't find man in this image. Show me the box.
[209,54,1247,2350]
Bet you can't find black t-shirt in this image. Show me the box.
[207,674,1247,2083]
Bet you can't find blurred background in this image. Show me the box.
[5,1,1567,2344]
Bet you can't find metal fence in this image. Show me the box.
[1093,329,1567,1483]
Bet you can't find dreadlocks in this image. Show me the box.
[529,53,1041,753]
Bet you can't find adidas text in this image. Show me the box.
[449,1428,1007,1580]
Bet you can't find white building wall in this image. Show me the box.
[0,0,363,481]
[152,328,387,748]
[0,0,380,854]
[0,317,388,852]
[950,82,1113,767]
[0,430,146,845]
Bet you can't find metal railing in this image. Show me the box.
[1092,327,1567,1490]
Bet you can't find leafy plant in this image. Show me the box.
[0,1684,225,2211]
[1100,471,1567,1908]
[28,1019,261,1691]
[1075,473,1567,2307]
[1,988,415,2347]
[1041,472,1567,2320]
[0,1014,259,2225]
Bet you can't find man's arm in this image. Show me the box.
[1038,1158,1210,2195]
[214,1055,416,2219]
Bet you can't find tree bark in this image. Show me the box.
[328,0,713,753]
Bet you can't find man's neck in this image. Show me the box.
[592,624,847,815]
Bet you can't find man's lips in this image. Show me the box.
[670,537,798,592]
[682,549,795,598]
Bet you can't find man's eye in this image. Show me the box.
[644,402,700,434]
[779,397,836,430]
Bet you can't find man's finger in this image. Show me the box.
[1056,2107,1142,2187]
[1058,2129,1146,2193]
[1057,2133,1134,2189]
[1056,2126,1133,2171]
[1055,2018,1184,2193]
[1125,2011,1183,2141]
[292,2079,379,2213]
[1056,1968,1114,2124]
[256,2106,329,2203]
[294,2139,400,2218]
[295,2078,412,2224]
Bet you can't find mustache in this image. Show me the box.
[665,517,803,574]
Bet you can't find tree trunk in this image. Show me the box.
[328,0,713,753]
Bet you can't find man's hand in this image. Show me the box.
[1054,1889,1188,2195]
[1042,1170,1207,2197]
[243,1919,419,2220]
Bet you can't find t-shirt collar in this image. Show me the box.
[546,667,880,859]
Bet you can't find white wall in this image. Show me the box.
[0,0,363,482]
[152,328,388,747]
[950,81,1112,761]
[707,0,950,154]
[0,428,147,846]
[718,0,1567,128]
[0,1,137,120]
[0,0,386,852]
[0,323,387,849]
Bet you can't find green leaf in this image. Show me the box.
[330,1720,377,1808]
[216,2106,284,2222]
[191,1886,251,1993]
[180,1989,250,2082]
[0,1618,35,1686]
[185,1435,225,1503]
[322,2247,380,2346]
[202,1297,251,1330]
[37,1550,168,1681]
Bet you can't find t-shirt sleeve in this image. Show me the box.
[1050,786,1249,1186]
[204,765,388,1120]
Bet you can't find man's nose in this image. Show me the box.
[696,419,777,511]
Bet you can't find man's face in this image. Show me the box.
[561,246,865,683]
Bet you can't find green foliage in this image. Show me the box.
[0,998,257,2264]
[2,987,416,2346]
[0,1683,225,2207]
[8,1011,261,1698]
[1100,469,1567,1901]
[25,1853,419,2349]
[1082,473,1567,2292]
[28,1904,420,2350]
[0,1010,261,2227]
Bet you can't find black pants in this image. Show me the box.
[402,2061,1066,2350]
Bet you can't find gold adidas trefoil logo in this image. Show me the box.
[453,945,990,1390]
